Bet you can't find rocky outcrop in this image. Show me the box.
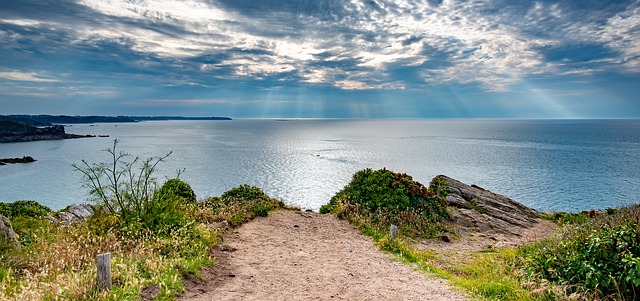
[0,214,20,250]
[0,120,97,143]
[0,156,36,165]
[433,175,544,236]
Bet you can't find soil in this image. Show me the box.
[181,210,469,301]
[419,218,557,271]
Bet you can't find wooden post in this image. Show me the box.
[97,253,112,291]
[389,224,398,239]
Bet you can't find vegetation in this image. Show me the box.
[3,152,638,300]
[73,139,194,235]
[321,168,640,300]
[0,142,286,300]
[157,178,198,204]
[0,200,52,219]
[518,205,640,300]
[320,168,450,238]
[371,204,640,300]
[204,184,285,226]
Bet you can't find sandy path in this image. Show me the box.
[183,210,468,301]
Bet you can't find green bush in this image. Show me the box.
[157,178,197,204]
[519,205,640,299]
[322,168,450,238]
[0,200,52,219]
[73,140,192,235]
[205,185,284,226]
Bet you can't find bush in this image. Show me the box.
[0,200,52,219]
[204,185,284,226]
[73,140,191,235]
[518,205,640,299]
[157,178,197,204]
[322,168,450,238]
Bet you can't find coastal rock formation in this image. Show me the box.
[433,175,544,236]
[0,120,97,143]
[0,214,20,250]
[0,156,36,165]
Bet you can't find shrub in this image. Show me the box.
[73,140,191,235]
[157,178,197,204]
[0,200,52,219]
[204,185,284,226]
[322,168,450,238]
[518,204,640,299]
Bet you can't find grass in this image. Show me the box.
[0,184,285,300]
[518,205,640,300]
[0,212,219,300]
[321,168,640,300]
[203,184,286,226]
[356,206,640,301]
[363,227,575,301]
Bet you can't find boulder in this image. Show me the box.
[0,214,20,250]
[55,211,80,224]
[67,204,93,219]
[433,175,544,235]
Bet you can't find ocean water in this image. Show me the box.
[1,119,639,212]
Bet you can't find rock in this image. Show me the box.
[215,220,231,232]
[0,214,20,250]
[0,156,37,165]
[445,194,469,209]
[0,120,98,143]
[433,175,544,235]
[55,211,80,224]
[67,204,93,219]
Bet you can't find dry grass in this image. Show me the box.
[0,217,219,301]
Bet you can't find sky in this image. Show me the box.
[0,0,639,118]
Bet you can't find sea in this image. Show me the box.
[1,119,639,212]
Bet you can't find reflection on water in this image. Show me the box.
[1,119,639,212]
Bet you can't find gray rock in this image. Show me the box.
[433,175,543,235]
[67,204,92,219]
[445,194,469,209]
[56,211,80,224]
[0,214,20,250]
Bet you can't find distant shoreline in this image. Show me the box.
[0,115,232,126]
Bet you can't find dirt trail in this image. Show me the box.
[182,210,469,301]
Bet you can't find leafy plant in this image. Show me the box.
[156,178,197,204]
[518,204,640,299]
[322,168,450,238]
[204,185,284,226]
[0,200,52,219]
[73,140,191,234]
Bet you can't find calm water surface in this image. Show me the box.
[1,119,639,212]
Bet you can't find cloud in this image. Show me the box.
[0,70,59,82]
[0,0,639,118]
[5,0,637,92]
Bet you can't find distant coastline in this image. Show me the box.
[0,115,232,143]
[0,114,232,126]
[0,120,102,143]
